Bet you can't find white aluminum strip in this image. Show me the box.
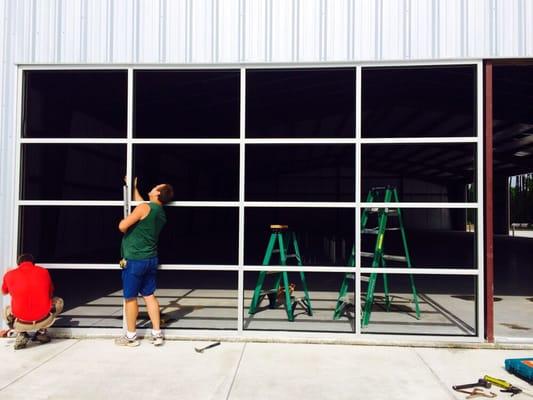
[20,138,128,143]
[12,67,23,265]
[237,67,246,333]
[360,202,478,208]
[244,201,356,208]
[131,138,241,144]
[354,65,362,336]
[126,67,133,209]
[18,201,125,206]
[359,268,478,275]
[146,201,240,207]
[476,61,484,342]
[246,138,356,144]
[38,263,478,275]
[360,137,477,144]
[17,60,485,69]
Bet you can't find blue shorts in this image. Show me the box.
[122,257,159,299]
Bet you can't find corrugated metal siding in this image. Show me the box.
[2,0,532,66]
[0,0,532,277]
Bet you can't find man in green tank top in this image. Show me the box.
[115,179,173,347]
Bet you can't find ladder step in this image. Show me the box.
[362,228,401,234]
[365,209,398,215]
[345,274,370,282]
[361,252,407,262]
[272,250,297,258]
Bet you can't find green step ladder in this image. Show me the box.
[333,187,420,326]
[248,225,313,321]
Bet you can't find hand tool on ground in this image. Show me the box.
[459,388,497,399]
[484,375,533,397]
[453,378,492,391]
[194,342,220,353]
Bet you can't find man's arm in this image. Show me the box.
[133,177,144,202]
[118,203,150,233]
[1,274,9,295]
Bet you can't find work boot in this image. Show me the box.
[33,329,51,344]
[14,332,30,350]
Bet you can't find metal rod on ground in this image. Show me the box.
[194,342,221,353]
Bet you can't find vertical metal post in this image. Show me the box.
[484,61,494,343]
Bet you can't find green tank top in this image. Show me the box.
[121,202,167,260]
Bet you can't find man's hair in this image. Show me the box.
[17,253,34,265]
[158,184,174,205]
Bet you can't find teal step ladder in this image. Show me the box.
[249,225,313,321]
[333,187,420,326]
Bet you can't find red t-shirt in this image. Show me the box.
[1,262,53,321]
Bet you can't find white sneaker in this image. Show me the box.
[114,335,140,347]
[151,332,164,346]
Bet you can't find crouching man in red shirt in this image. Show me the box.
[2,254,64,350]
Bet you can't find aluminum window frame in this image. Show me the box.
[9,60,484,342]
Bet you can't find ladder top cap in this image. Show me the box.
[270,224,289,230]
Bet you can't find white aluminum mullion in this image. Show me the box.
[38,263,478,275]
[18,200,124,206]
[237,67,246,333]
[15,201,479,209]
[355,65,362,336]
[19,59,482,70]
[246,138,356,144]
[19,138,128,144]
[12,68,23,265]
[41,264,240,271]
[131,138,241,144]
[361,137,477,144]
[245,201,356,208]
[476,61,485,341]
[360,202,478,209]
[143,201,240,207]
[127,68,134,209]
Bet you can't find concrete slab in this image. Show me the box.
[415,347,533,399]
[229,343,454,400]
[0,339,245,400]
[0,338,77,390]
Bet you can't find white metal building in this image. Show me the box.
[1,0,533,344]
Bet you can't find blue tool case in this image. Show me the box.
[505,358,533,383]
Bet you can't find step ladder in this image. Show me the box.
[333,187,420,326]
[248,225,313,321]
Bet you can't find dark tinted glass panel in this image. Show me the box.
[244,272,354,332]
[246,68,355,138]
[362,66,476,138]
[361,274,476,335]
[134,145,239,201]
[134,70,240,138]
[50,270,123,328]
[360,208,476,269]
[23,70,127,138]
[245,208,354,266]
[159,207,238,265]
[21,144,126,200]
[493,66,533,177]
[246,144,355,201]
[362,143,476,202]
[51,270,238,330]
[19,206,123,263]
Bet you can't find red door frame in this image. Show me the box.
[484,58,533,342]
[484,60,494,342]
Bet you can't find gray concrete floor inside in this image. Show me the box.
[51,287,532,340]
